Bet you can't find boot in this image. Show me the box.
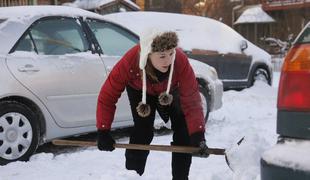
[172,152,192,180]
[125,149,149,176]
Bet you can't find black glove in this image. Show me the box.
[97,130,115,151]
[190,132,209,157]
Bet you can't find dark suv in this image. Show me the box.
[260,22,310,179]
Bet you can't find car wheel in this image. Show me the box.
[198,84,210,123]
[0,101,40,165]
[252,68,269,85]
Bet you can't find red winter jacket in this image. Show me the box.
[96,45,205,135]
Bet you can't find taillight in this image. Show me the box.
[278,44,310,111]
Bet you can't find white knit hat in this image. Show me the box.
[136,28,177,117]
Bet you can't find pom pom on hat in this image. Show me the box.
[158,92,173,106]
[136,102,151,117]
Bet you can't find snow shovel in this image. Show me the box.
[52,137,244,172]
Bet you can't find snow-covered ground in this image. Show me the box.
[0,73,281,180]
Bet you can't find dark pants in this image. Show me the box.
[126,86,191,179]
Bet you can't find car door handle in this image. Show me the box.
[18,64,40,72]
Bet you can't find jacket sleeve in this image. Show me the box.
[176,49,205,135]
[96,46,138,130]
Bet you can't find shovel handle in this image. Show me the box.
[116,143,225,155]
[52,139,225,155]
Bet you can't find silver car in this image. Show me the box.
[0,6,222,165]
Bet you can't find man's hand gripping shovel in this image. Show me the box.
[52,137,244,172]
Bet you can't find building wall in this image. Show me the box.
[267,8,310,40]
[234,1,310,53]
[134,0,144,10]
[200,0,261,26]
[59,0,71,4]
[180,1,243,26]
[37,0,54,5]
[143,0,181,13]
[0,0,59,6]
[0,0,29,6]
[180,0,198,15]
[190,0,309,53]
[203,0,238,26]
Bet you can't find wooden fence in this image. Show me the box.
[0,0,29,6]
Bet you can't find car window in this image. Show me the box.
[27,18,89,55]
[15,33,35,52]
[0,19,6,24]
[87,20,138,56]
[296,26,310,44]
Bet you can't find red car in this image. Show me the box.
[261,21,310,179]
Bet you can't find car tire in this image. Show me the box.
[198,84,210,123]
[252,68,270,86]
[0,101,40,165]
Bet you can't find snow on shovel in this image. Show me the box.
[52,137,244,172]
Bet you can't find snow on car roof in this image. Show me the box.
[103,11,271,62]
[64,0,140,10]
[0,5,102,20]
[0,6,104,54]
[104,11,243,54]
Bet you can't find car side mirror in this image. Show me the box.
[240,40,248,52]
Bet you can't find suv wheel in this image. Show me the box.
[0,101,40,165]
[252,68,269,85]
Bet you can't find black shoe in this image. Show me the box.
[126,158,145,176]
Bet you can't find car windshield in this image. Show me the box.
[296,25,310,44]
